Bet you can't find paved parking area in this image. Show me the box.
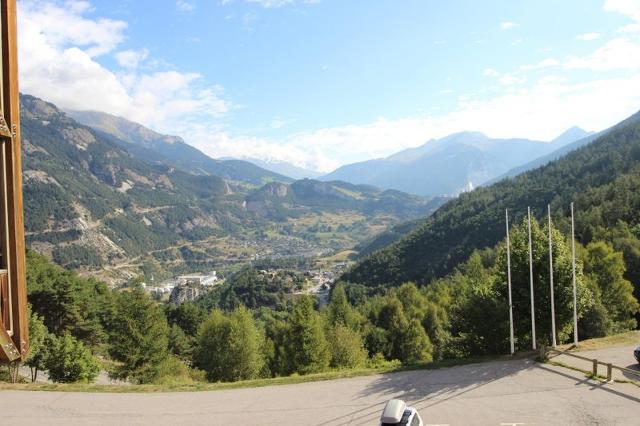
[549,344,640,382]
[1,358,639,425]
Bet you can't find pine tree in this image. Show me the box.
[286,296,330,375]
[327,284,358,329]
[108,289,170,384]
[168,324,192,361]
[165,303,206,337]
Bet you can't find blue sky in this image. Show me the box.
[17,0,640,171]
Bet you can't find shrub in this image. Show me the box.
[45,334,100,383]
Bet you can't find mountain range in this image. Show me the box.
[321,128,592,196]
[343,109,640,288]
[68,107,597,199]
[22,94,443,284]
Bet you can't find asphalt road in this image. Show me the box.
[1,358,639,426]
[550,344,640,382]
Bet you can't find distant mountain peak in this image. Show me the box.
[551,126,593,146]
[440,131,489,142]
[324,130,549,196]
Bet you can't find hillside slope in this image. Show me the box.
[67,109,291,185]
[343,110,640,287]
[22,95,243,274]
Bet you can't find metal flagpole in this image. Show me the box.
[528,207,536,350]
[506,209,515,355]
[571,202,578,345]
[548,205,557,348]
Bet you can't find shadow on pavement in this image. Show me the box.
[317,358,531,426]
[621,363,640,382]
[534,363,640,404]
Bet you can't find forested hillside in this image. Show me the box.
[343,110,640,292]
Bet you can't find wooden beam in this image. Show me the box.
[1,0,28,361]
[0,316,19,362]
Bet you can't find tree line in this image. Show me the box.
[10,211,637,385]
[344,115,640,290]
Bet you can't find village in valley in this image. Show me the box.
[141,260,349,306]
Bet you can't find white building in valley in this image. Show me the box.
[178,271,218,286]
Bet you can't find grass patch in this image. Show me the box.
[557,331,640,352]
[546,359,640,388]
[546,360,607,382]
[0,353,518,393]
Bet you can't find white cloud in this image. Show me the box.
[520,58,559,71]
[247,0,294,6]
[19,0,230,137]
[500,21,518,30]
[618,23,640,32]
[565,38,640,71]
[498,74,527,86]
[176,0,195,12]
[270,119,286,129]
[604,0,640,22]
[222,0,320,7]
[114,49,148,69]
[576,32,601,41]
[605,0,640,32]
[19,0,126,56]
[483,68,527,86]
[182,129,338,172]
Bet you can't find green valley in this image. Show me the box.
[21,94,444,285]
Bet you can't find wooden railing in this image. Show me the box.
[542,345,640,382]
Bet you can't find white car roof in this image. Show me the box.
[381,399,407,423]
